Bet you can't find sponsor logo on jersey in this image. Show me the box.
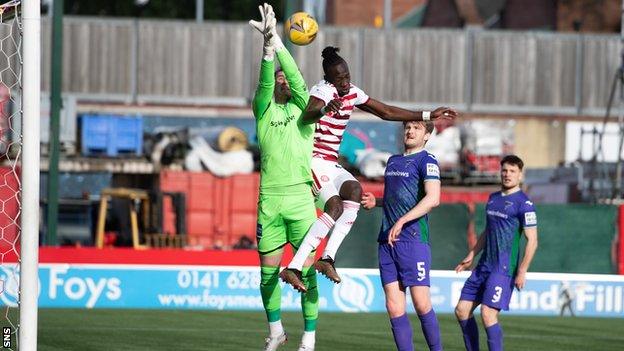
[487,210,509,219]
[525,200,534,206]
[386,170,409,177]
[321,175,330,182]
[269,114,296,127]
[525,212,537,225]
[426,163,440,177]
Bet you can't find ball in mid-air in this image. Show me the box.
[285,12,318,46]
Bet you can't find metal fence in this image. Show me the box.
[38,16,622,116]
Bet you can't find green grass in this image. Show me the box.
[37,309,624,350]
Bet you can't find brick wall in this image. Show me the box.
[325,0,621,33]
[326,0,426,27]
[557,0,620,33]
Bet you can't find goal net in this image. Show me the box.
[0,0,40,350]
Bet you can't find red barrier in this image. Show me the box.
[160,171,261,249]
[16,247,302,266]
[619,205,624,275]
[360,181,385,198]
[224,174,260,247]
[360,180,492,204]
[440,190,490,204]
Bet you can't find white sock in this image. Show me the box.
[269,320,284,337]
[301,330,316,347]
[288,213,335,270]
[322,201,360,260]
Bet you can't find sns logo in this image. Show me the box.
[333,273,374,312]
[49,266,121,308]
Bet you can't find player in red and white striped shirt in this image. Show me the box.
[280,46,457,292]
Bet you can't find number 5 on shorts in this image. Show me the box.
[417,262,426,281]
[492,286,502,303]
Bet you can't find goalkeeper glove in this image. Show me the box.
[263,4,285,52]
[249,3,276,60]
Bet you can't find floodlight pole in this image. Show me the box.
[591,0,624,202]
[46,0,62,245]
[615,0,624,199]
[196,0,203,23]
[384,0,392,29]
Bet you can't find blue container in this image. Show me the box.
[81,115,143,157]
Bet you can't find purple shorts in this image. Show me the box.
[378,241,431,287]
[459,264,515,310]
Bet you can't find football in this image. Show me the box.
[285,12,318,46]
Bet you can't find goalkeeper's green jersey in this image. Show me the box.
[252,49,314,190]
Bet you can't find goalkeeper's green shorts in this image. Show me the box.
[256,183,317,256]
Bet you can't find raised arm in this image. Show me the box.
[252,59,275,119]
[357,98,458,122]
[249,3,276,119]
[514,226,538,290]
[275,48,308,111]
[252,3,308,112]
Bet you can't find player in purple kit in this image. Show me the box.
[361,120,443,351]
[454,155,539,351]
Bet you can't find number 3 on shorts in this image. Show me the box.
[417,262,426,281]
[491,286,502,303]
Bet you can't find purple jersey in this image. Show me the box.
[377,150,440,243]
[479,190,537,277]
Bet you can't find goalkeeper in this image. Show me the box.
[249,4,318,351]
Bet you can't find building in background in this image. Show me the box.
[324,0,620,33]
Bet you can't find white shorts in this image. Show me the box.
[311,157,358,207]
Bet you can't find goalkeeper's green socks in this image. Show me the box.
[300,266,318,348]
[261,263,318,345]
[260,264,283,337]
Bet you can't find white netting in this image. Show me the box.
[0,1,21,350]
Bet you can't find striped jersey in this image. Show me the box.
[309,80,370,161]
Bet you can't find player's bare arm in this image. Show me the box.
[388,179,440,246]
[515,226,538,290]
[301,96,341,124]
[455,229,487,273]
[357,98,458,122]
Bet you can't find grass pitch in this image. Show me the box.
[37,309,624,350]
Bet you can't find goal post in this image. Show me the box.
[20,0,39,350]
